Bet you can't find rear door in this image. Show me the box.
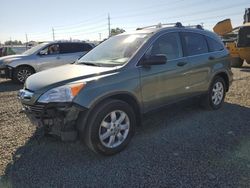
[139,32,191,112]
[59,43,84,64]
[180,32,212,94]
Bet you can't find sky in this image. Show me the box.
[0,0,249,43]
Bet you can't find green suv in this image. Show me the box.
[19,23,233,155]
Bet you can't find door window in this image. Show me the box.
[181,32,208,56]
[206,37,224,52]
[145,32,183,61]
[60,43,91,53]
[40,44,60,55]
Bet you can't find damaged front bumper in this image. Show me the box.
[0,66,12,79]
[21,102,86,141]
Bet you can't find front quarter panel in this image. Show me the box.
[7,54,39,71]
[73,67,142,110]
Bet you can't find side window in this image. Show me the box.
[83,44,93,51]
[40,44,60,55]
[145,32,183,60]
[206,37,224,52]
[60,43,89,53]
[60,43,73,54]
[71,43,84,53]
[182,32,208,56]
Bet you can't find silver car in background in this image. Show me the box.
[0,41,95,83]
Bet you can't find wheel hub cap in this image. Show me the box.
[211,82,224,105]
[99,110,130,148]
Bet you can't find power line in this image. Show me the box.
[53,14,106,29]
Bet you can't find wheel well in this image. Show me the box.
[15,65,36,73]
[215,72,229,92]
[99,94,141,126]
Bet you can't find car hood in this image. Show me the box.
[25,64,118,91]
[0,54,27,65]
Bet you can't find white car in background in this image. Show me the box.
[0,41,95,83]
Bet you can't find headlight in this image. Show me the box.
[38,83,85,103]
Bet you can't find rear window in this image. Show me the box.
[182,32,208,56]
[206,37,224,52]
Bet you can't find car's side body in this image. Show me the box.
[0,41,95,81]
[72,28,232,113]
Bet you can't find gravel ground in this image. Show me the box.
[0,65,250,187]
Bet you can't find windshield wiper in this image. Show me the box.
[78,62,100,66]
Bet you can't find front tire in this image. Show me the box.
[201,76,226,110]
[82,99,136,155]
[13,66,34,83]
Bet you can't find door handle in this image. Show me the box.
[209,56,215,60]
[177,62,187,67]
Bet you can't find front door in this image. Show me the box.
[139,32,191,112]
[37,44,62,71]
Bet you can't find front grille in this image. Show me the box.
[23,104,45,115]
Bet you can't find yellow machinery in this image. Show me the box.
[213,9,250,67]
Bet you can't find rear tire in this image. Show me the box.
[13,66,34,83]
[201,76,226,110]
[81,99,136,155]
[231,57,244,68]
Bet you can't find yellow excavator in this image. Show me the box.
[213,8,250,67]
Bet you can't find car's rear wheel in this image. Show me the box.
[82,99,136,155]
[231,57,244,68]
[201,76,226,110]
[13,66,34,83]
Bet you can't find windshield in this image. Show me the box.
[22,43,49,55]
[77,33,149,66]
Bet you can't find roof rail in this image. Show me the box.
[185,24,204,30]
[136,22,183,30]
[136,22,204,30]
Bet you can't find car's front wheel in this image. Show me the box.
[201,76,226,110]
[13,66,34,83]
[82,99,136,155]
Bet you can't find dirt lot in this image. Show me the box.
[0,65,250,187]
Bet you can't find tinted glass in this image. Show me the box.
[60,43,86,54]
[83,44,93,51]
[182,32,208,56]
[60,43,72,53]
[145,32,182,60]
[206,37,224,52]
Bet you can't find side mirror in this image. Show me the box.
[141,54,167,66]
[39,50,47,56]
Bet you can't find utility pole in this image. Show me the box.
[25,33,28,50]
[108,13,111,38]
[99,33,102,41]
[52,27,55,41]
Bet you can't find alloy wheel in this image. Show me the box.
[17,69,32,83]
[99,110,130,148]
[211,81,224,105]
